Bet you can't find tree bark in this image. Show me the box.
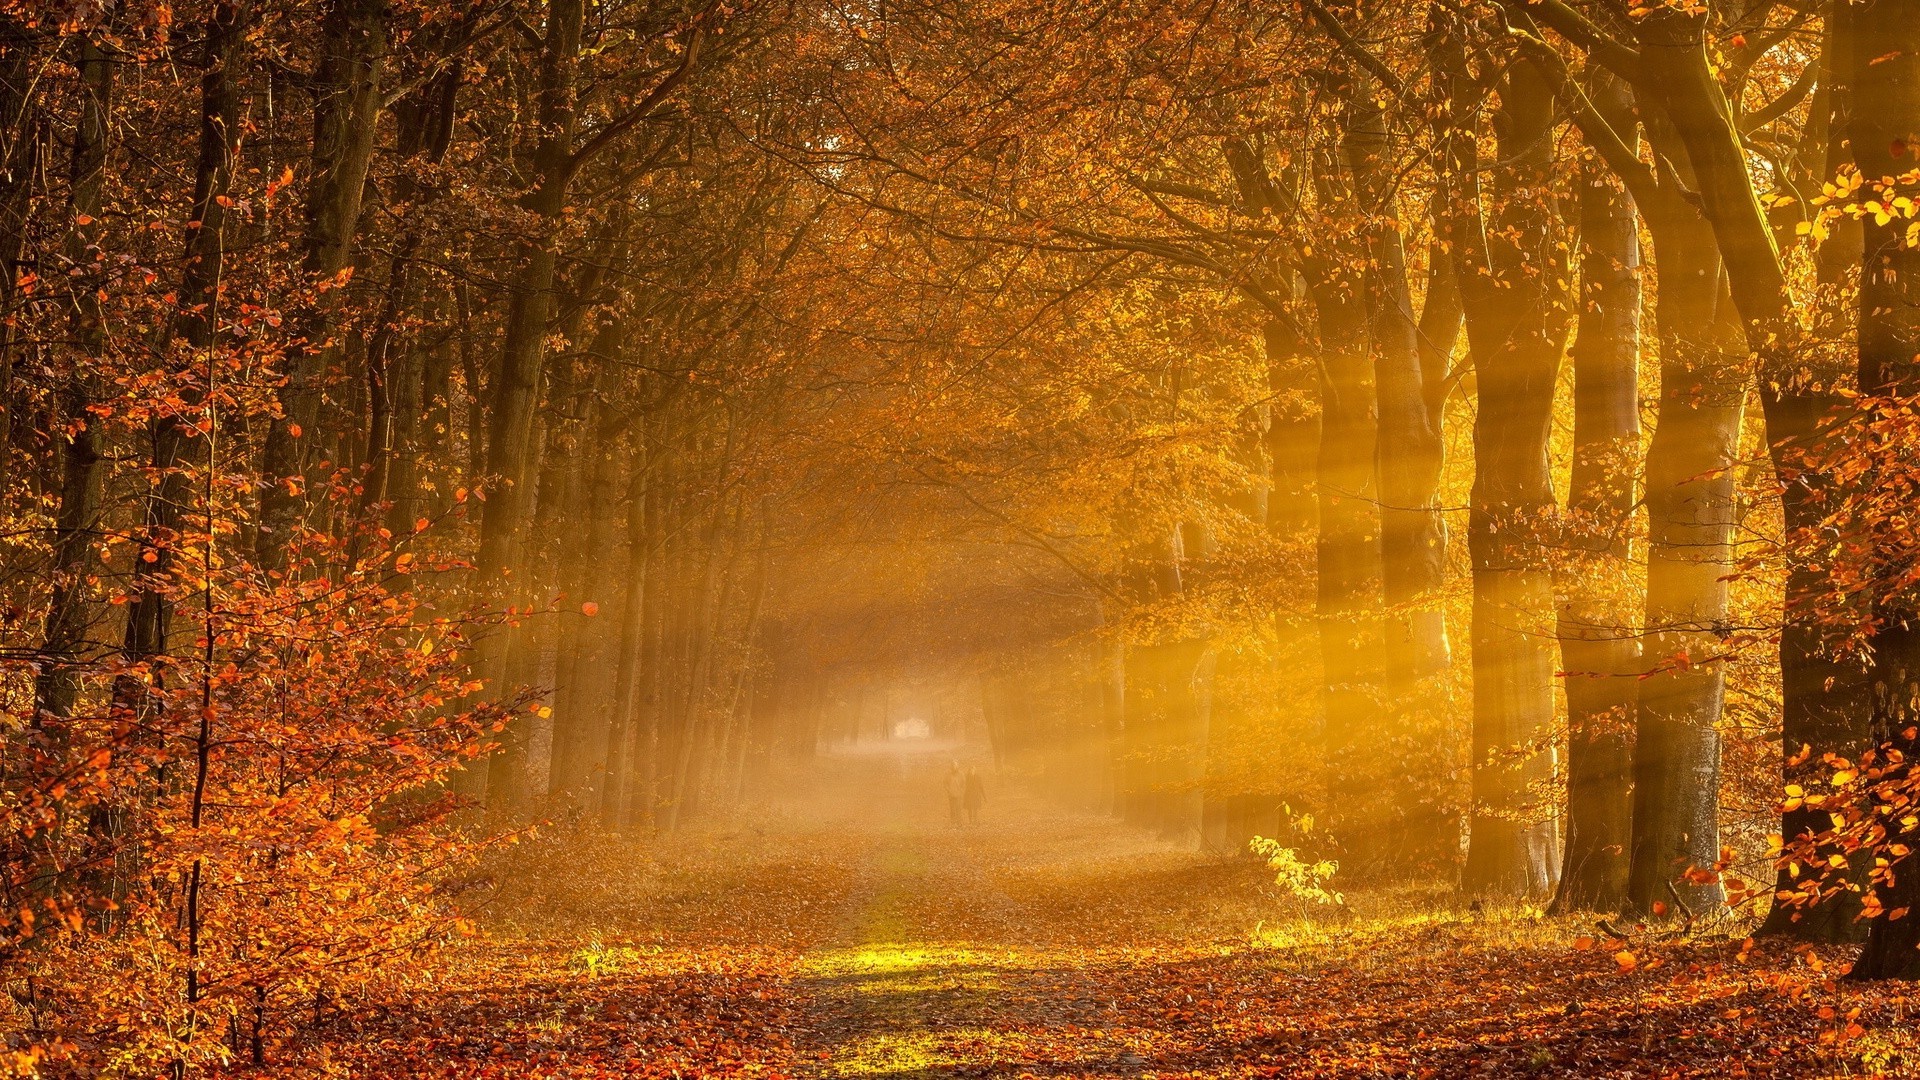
[1843,0,1920,978]
[1552,71,1642,914]
[362,64,459,526]
[1757,5,1872,944]
[1624,119,1746,918]
[34,32,113,738]
[123,2,247,669]
[601,441,652,830]
[258,0,387,565]
[1453,64,1571,898]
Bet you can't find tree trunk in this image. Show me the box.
[601,445,652,829]
[34,32,113,738]
[1757,6,1872,943]
[0,17,45,502]
[1307,244,1387,865]
[107,0,245,933]
[1625,138,1746,918]
[1263,315,1320,539]
[1552,71,1642,913]
[487,369,578,806]
[1454,65,1571,898]
[1844,0,1920,977]
[1354,101,1448,689]
[258,0,387,564]
[549,405,626,801]
[1355,91,1461,873]
[123,2,246,669]
[362,65,459,526]
[462,0,587,809]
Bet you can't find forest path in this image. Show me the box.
[312,754,1911,1079]
[788,764,1189,1078]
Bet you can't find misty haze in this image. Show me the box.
[4,0,1920,1077]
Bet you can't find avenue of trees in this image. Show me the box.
[2,0,1920,1071]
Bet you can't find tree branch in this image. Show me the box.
[1299,0,1408,98]
[1499,6,1661,210]
[1738,55,1818,134]
[1520,0,1643,81]
[562,21,708,183]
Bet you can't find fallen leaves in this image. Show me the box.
[211,771,1920,1079]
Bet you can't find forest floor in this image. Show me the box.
[266,753,1920,1078]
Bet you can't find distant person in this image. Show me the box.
[945,761,964,827]
[963,767,985,826]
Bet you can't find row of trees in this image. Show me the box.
[756,0,1920,978]
[0,0,890,1071]
[3,0,1920,1070]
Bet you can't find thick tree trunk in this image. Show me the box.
[1625,155,1745,918]
[1574,0,1869,931]
[1454,65,1570,898]
[1306,256,1387,865]
[1114,526,1185,831]
[473,0,583,590]
[1263,318,1320,540]
[1758,8,1872,943]
[455,0,585,811]
[1355,96,1462,873]
[1629,9,1786,334]
[1552,73,1642,914]
[1353,106,1447,690]
[27,34,113,906]
[1845,0,1920,977]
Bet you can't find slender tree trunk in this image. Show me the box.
[622,435,674,831]
[550,410,626,800]
[105,0,245,945]
[362,65,459,524]
[258,0,387,564]
[0,18,45,502]
[123,2,246,670]
[488,371,580,805]
[665,494,738,831]
[601,446,651,829]
[460,0,587,813]
[34,32,113,738]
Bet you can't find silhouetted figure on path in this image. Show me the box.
[945,761,964,827]
[964,767,985,827]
